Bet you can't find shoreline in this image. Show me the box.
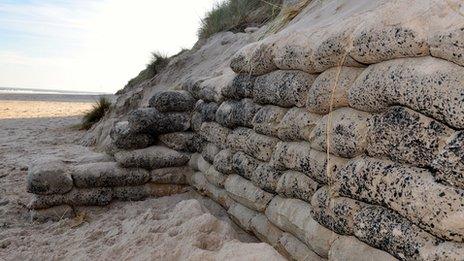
[0,92,114,103]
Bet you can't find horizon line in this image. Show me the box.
[0,86,114,95]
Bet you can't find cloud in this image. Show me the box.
[0,0,218,93]
[0,1,97,44]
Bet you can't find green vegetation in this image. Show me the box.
[198,0,282,39]
[80,97,112,130]
[125,52,169,89]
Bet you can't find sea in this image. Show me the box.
[0,87,114,103]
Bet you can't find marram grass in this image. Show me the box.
[81,97,112,130]
[198,0,282,39]
[125,52,169,89]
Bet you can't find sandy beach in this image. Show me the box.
[0,93,108,119]
[0,100,93,119]
[0,93,282,260]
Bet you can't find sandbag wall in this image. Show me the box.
[24,9,464,260]
[183,24,464,260]
[26,91,200,221]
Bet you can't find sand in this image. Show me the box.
[0,93,109,119]
[0,93,284,260]
[0,100,93,119]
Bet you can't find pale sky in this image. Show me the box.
[0,0,220,93]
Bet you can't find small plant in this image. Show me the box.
[198,0,282,39]
[125,52,170,89]
[260,0,312,38]
[146,52,169,76]
[81,97,112,130]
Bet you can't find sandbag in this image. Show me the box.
[199,122,231,148]
[306,67,364,114]
[251,164,283,193]
[71,162,150,188]
[127,108,190,135]
[348,57,464,129]
[367,106,454,168]
[151,166,192,185]
[222,74,255,99]
[27,161,73,195]
[278,233,324,261]
[148,90,195,112]
[334,156,464,242]
[213,149,235,174]
[114,146,189,170]
[232,151,261,180]
[201,143,220,164]
[230,41,277,76]
[276,171,319,203]
[224,174,274,212]
[204,165,227,188]
[432,131,464,189]
[254,70,316,108]
[228,202,259,232]
[159,132,204,153]
[309,107,371,158]
[277,108,321,141]
[329,236,397,261]
[252,105,288,137]
[265,196,340,258]
[215,98,261,128]
[270,142,348,184]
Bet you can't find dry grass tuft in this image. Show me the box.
[198,0,282,39]
[123,52,170,91]
[80,97,112,130]
[70,211,88,228]
[259,0,312,38]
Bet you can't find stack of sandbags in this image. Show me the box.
[27,90,201,220]
[25,1,464,260]
[110,90,198,151]
[27,149,191,221]
[183,5,464,258]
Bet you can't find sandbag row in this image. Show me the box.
[206,67,464,191]
[28,155,191,209]
[229,0,464,77]
[229,48,464,131]
[307,106,464,192]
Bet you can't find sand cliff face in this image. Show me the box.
[26,0,464,260]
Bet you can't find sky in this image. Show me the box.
[0,0,220,93]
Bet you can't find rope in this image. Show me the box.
[324,29,356,240]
